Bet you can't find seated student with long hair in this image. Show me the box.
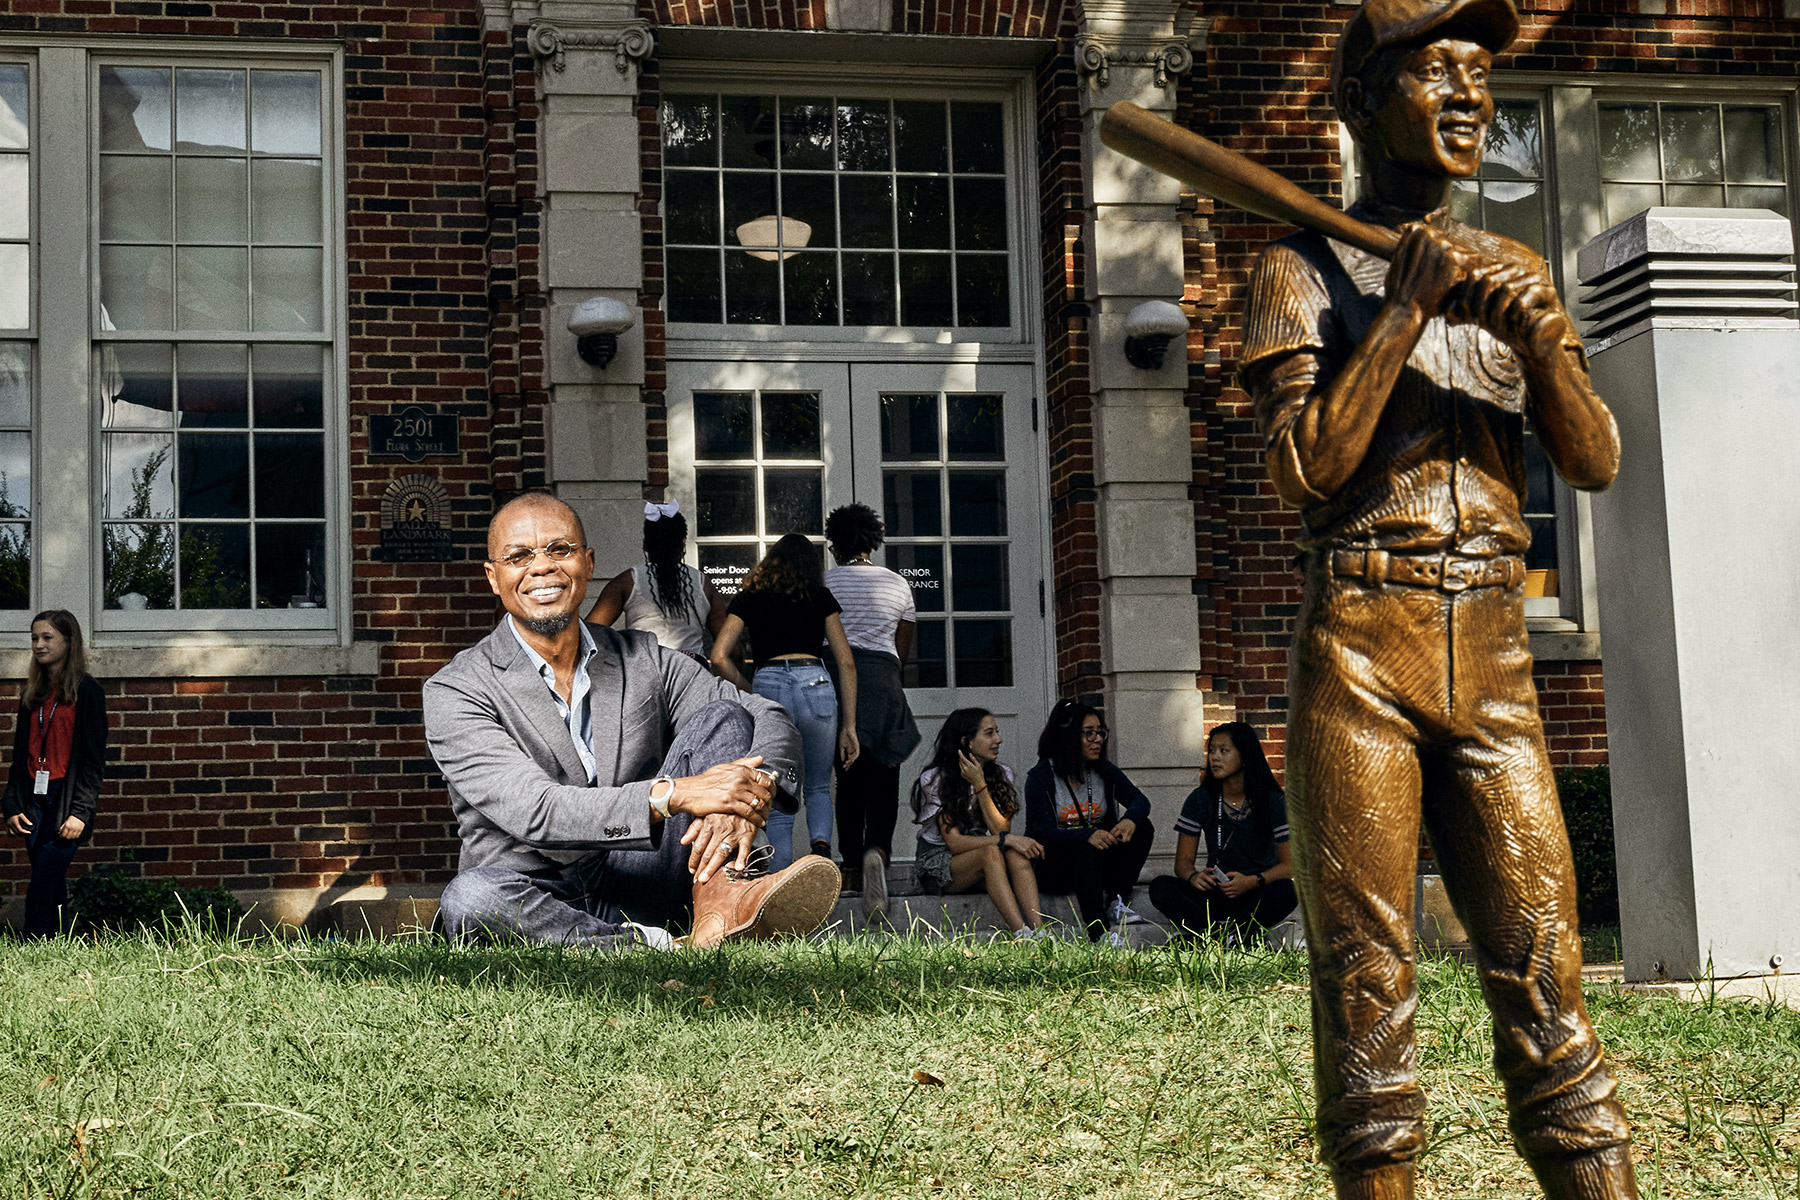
[911,707,1046,938]
[1024,700,1154,944]
[1148,721,1296,940]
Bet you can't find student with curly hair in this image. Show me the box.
[712,534,859,869]
[822,502,920,918]
[585,501,726,666]
[911,708,1044,936]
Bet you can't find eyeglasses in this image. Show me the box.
[490,539,585,569]
[1081,726,1109,741]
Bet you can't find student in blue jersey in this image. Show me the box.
[1148,721,1296,940]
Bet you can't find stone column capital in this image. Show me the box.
[1074,0,1207,94]
[528,18,655,76]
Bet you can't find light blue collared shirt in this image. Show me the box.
[507,616,599,784]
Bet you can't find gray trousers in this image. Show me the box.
[438,701,754,948]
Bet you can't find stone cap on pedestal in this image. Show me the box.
[1577,206,1797,341]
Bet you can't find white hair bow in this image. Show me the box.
[644,499,681,521]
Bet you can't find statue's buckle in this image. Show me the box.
[1440,557,1473,592]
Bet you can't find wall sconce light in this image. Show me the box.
[736,215,813,262]
[1122,300,1190,369]
[568,297,637,368]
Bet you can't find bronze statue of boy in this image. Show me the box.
[1238,0,1637,1196]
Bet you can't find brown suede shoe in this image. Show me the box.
[687,849,842,949]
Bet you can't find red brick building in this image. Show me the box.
[5,0,1774,924]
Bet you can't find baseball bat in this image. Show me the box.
[1099,101,1403,261]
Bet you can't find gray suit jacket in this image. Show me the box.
[423,620,801,875]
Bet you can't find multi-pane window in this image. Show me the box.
[690,390,825,594]
[94,65,330,613]
[661,94,1011,328]
[881,392,1011,689]
[1598,101,1788,228]
[0,64,30,609]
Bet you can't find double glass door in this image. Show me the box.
[667,359,1048,857]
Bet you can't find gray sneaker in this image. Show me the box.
[860,848,888,926]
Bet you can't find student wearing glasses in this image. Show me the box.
[1023,700,1155,944]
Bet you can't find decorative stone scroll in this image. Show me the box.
[527,20,654,74]
[1074,34,1195,89]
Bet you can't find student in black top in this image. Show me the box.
[712,534,858,869]
[2,609,108,938]
[1023,700,1154,944]
[1148,721,1296,941]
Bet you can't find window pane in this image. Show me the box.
[953,178,1006,251]
[99,156,172,242]
[175,156,248,243]
[779,97,834,171]
[255,521,327,608]
[906,618,947,688]
[694,391,753,458]
[836,101,890,172]
[1482,181,1546,256]
[1667,183,1725,208]
[103,523,174,608]
[839,176,894,248]
[698,542,757,596]
[1523,430,1555,515]
[721,95,777,169]
[0,523,27,608]
[255,433,324,517]
[953,619,1011,687]
[1484,101,1542,178]
[250,246,323,331]
[1729,185,1787,215]
[759,392,820,457]
[1526,516,1559,573]
[0,342,27,425]
[175,68,246,152]
[0,244,25,330]
[898,255,952,326]
[178,524,250,607]
[1604,182,1662,230]
[1598,104,1658,180]
[1724,107,1783,183]
[1450,179,1480,225]
[946,395,1004,459]
[764,469,823,536]
[883,470,942,537]
[177,342,248,428]
[948,471,1006,536]
[100,67,171,153]
[178,432,248,518]
[0,430,30,516]
[951,543,1007,611]
[1661,105,1722,182]
[723,171,778,244]
[105,343,174,427]
[896,176,949,249]
[176,246,249,330]
[100,244,174,330]
[886,544,944,613]
[955,256,1010,328]
[665,170,720,245]
[951,102,1004,173]
[841,253,895,324]
[780,173,836,246]
[253,343,324,427]
[723,251,779,325]
[666,248,723,322]
[662,96,719,168]
[105,433,175,519]
[249,71,320,156]
[0,157,28,240]
[0,66,27,150]
[696,468,756,535]
[880,393,938,460]
[892,100,946,173]
[782,253,839,326]
[251,159,322,243]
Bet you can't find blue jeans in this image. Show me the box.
[753,661,837,869]
[24,780,79,938]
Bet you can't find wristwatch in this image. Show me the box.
[1255,872,1266,889]
[648,775,676,820]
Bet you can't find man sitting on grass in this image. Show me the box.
[424,492,841,949]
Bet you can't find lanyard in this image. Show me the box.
[35,696,60,773]
[1216,792,1248,857]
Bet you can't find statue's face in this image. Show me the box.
[1365,38,1495,180]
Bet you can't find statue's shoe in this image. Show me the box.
[688,849,841,948]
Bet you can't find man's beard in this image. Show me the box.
[519,613,573,637]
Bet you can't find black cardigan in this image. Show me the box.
[1,675,108,844]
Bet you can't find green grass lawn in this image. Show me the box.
[1,930,1795,1199]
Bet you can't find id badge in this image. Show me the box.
[33,769,49,795]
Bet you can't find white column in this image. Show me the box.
[1074,0,1209,830]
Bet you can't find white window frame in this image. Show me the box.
[658,61,1042,360]
[0,38,352,662]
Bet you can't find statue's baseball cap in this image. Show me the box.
[1330,0,1520,113]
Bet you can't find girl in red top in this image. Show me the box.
[2,610,108,937]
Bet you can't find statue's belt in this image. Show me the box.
[1329,549,1526,593]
